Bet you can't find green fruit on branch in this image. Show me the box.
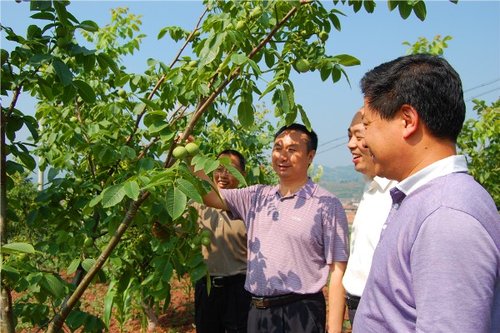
[236,20,246,31]
[250,6,262,19]
[188,30,200,41]
[201,236,211,246]
[118,88,127,98]
[193,235,202,246]
[185,142,200,156]
[319,30,329,42]
[295,59,311,73]
[84,237,94,248]
[200,229,212,239]
[172,146,188,159]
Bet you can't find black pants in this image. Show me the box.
[345,293,361,327]
[247,292,326,333]
[195,274,251,333]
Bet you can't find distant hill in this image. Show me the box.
[312,165,365,201]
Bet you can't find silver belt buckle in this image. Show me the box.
[252,297,266,309]
[212,276,224,288]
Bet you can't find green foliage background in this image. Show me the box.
[4,1,493,332]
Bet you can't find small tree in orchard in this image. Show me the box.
[457,99,500,209]
[1,1,451,332]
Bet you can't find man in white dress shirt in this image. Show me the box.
[341,110,397,325]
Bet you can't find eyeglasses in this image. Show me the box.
[214,167,230,175]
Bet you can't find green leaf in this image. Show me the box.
[298,105,312,130]
[221,162,247,187]
[320,65,331,82]
[237,101,254,128]
[89,193,103,208]
[329,12,342,31]
[42,274,66,298]
[31,0,51,11]
[264,51,275,68]
[120,146,136,160]
[6,160,24,175]
[123,181,140,201]
[53,0,69,24]
[161,262,174,282]
[73,80,96,103]
[157,27,169,40]
[78,20,99,32]
[67,259,81,275]
[147,120,169,134]
[83,54,96,72]
[190,263,208,284]
[166,186,187,220]
[101,184,126,208]
[387,0,398,11]
[363,0,376,13]
[204,159,220,175]
[81,258,96,272]
[398,2,412,19]
[199,33,224,68]
[138,97,161,110]
[53,59,73,86]
[352,0,362,12]
[334,54,360,66]
[31,12,55,20]
[279,89,290,114]
[331,65,342,83]
[1,242,35,255]
[67,310,88,332]
[62,84,77,104]
[413,1,427,21]
[260,78,279,98]
[103,282,116,328]
[23,116,39,141]
[231,53,248,66]
[176,178,203,203]
[97,53,119,74]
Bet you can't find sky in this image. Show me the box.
[1,0,499,168]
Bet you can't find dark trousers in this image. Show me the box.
[247,292,326,333]
[195,274,251,333]
[345,293,361,327]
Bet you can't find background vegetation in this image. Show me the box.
[1,1,497,332]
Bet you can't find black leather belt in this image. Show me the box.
[345,293,361,310]
[210,274,245,288]
[251,292,321,309]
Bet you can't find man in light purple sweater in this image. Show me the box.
[353,54,500,333]
[201,123,349,333]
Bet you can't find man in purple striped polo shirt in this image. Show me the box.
[201,124,349,333]
[353,54,500,333]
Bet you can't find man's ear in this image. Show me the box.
[400,104,419,139]
[308,150,316,165]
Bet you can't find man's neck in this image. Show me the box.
[279,177,309,197]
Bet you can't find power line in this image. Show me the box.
[318,135,345,147]
[316,141,348,155]
[464,78,500,93]
[316,80,500,155]
[465,86,500,102]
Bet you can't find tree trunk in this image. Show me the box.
[1,105,16,333]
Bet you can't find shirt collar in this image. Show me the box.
[370,176,395,192]
[397,155,468,196]
[271,178,316,199]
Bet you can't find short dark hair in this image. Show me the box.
[360,54,465,142]
[274,123,318,152]
[217,149,246,171]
